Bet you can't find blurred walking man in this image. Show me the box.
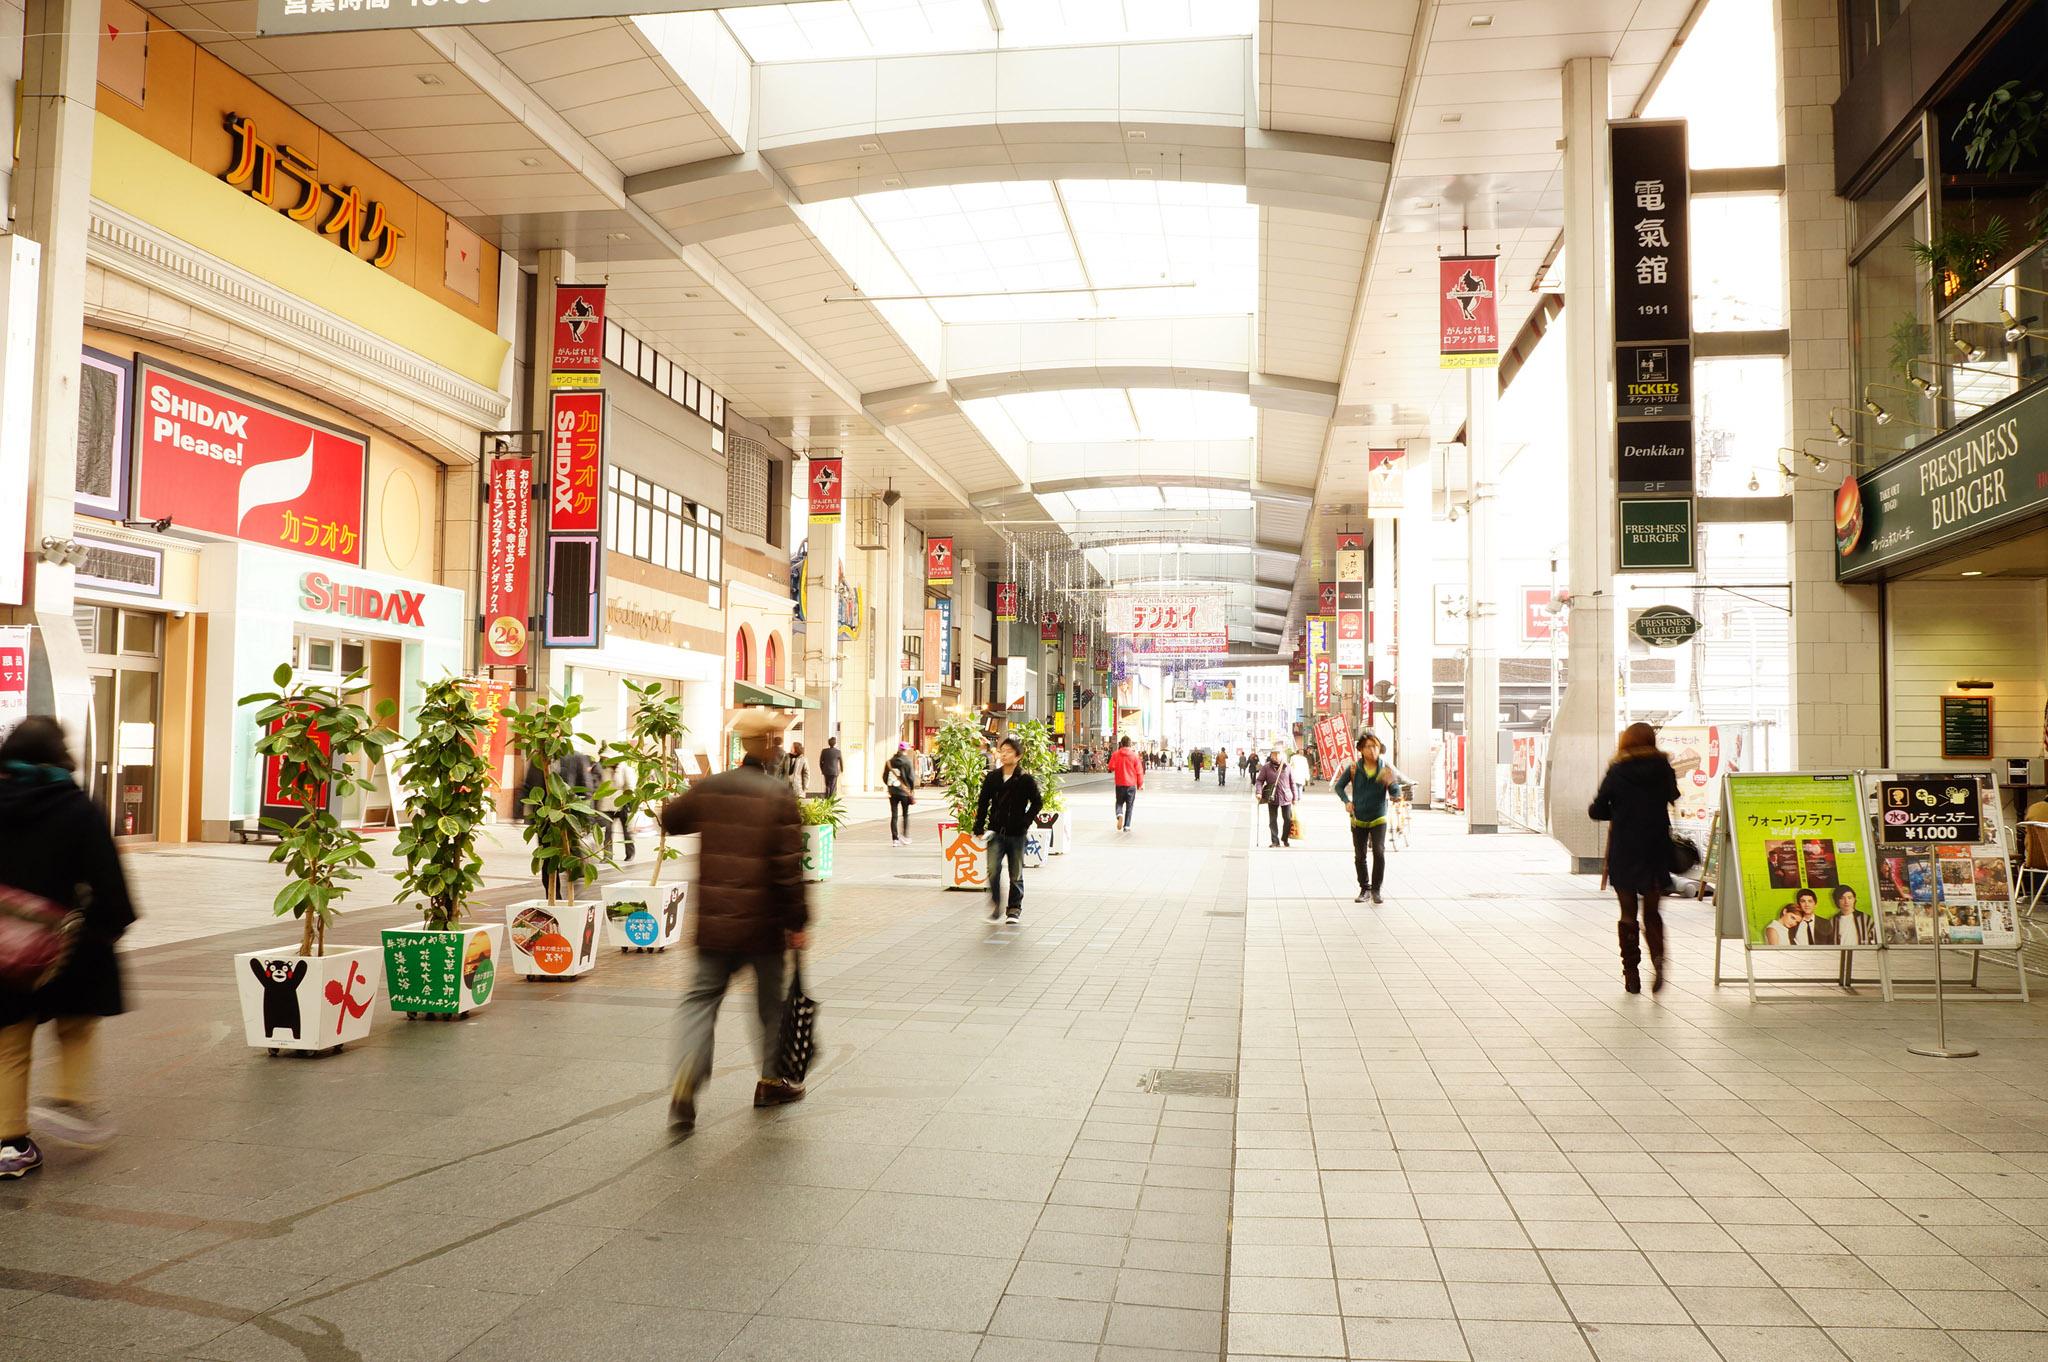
[660,708,810,1133]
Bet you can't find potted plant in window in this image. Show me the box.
[599,679,694,953]
[798,795,846,882]
[233,665,396,1056]
[504,693,609,980]
[934,721,990,891]
[1012,718,1068,863]
[381,677,507,1019]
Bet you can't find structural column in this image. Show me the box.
[1463,377,1500,834]
[1370,515,1395,726]
[1395,437,1434,801]
[1780,0,1879,766]
[1551,56,1620,872]
[7,0,101,734]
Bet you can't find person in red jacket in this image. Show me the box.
[1109,735,1145,832]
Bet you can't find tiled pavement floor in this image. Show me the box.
[4,776,2048,1360]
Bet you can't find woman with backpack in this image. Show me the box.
[0,718,137,1177]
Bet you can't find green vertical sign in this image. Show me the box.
[383,929,465,1014]
[1618,498,1695,571]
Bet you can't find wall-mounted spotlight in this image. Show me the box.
[38,536,87,567]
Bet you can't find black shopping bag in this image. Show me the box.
[776,953,819,1083]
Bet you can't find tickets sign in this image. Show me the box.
[481,456,532,666]
[547,390,604,534]
[134,361,367,565]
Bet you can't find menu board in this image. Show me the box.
[1864,771,2017,949]
[1940,695,1992,759]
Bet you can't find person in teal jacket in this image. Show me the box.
[1333,731,1404,904]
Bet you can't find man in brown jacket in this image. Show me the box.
[659,707,810,1133]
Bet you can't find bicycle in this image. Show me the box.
[1389,783,1414,850]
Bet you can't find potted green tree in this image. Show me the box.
[504,693,609,981]
[233,665,396,1056]
[798,795,847,882]
[382,677,507,1018]
[934,720,991,891]
[600,679,694,952]
[1012,719,1068,861]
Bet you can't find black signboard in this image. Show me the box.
[1617,342,1691,418]
[1610,121,1691,345]
[1618,418,1694,495]
[1940,694,1993,759]
[1877,775,1985,845]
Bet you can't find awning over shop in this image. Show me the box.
[732,679,819,710]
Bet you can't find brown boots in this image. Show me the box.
[1618,918,1666,995]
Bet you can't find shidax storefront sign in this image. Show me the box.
[299,572,426,628]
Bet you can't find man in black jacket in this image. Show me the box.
[973,736,1043,926]
[818,736,843,797]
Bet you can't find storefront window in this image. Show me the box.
[1851,194,1933,467]
[607,466,723,585]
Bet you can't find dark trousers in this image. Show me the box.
[823,773,839,798]
[1350,821,1387,893]
[1115,785,1137,827]
[1267,801,1292,846]
[674,950,787,1099]
[602,808,635,858]
[888,790,912,838]
[986,832,1026,912]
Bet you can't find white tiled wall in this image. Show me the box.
[1886,579,2048,769]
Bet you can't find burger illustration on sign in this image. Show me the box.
[1835,474,1864,556]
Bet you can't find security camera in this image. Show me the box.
[121,516,173,533]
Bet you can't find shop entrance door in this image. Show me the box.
[293,631,370,824]
[77,607,162,841]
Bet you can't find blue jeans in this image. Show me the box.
[986,832,1026,913]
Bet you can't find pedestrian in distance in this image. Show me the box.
[974,737,1043,925]
[1588,721,1680,994]
[0,717,137,1177]
[1254,749,1299,847]
[658,708,810,1133]
[884,742,917,846]
[1109,734,1144,831]
[786,740,808,798]
[1191,749,1205,781]
[818,736,843,799]
[599,756,636,863]
[1216,750,1228,787]
[1288,747,1312,794]
[1334,731,1404,904]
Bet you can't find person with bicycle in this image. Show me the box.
[1334,730,1405,904]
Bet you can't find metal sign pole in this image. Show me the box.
[1908,946,1978,1059]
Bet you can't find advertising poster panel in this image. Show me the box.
[1865,770,2017,949]
[480,456,532,666]
[1723,773,1876,948]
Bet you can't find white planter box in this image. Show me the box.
[1045,813,1071,856]
[801,824,835,882]
[937,820,989,891]
[602,880,687,952]
[235,944,382,1054]
[505,897,605,979]
[380,922,506,1017]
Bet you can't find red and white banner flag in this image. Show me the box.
[1439,256,1499,368]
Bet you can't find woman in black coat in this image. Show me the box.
[0,717,136,1176]
[1588,722,1679,994]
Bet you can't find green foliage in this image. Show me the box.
[507,693,609,906]
[933,721,987,829]
[797,795,848,829]
[1909,216,2013,298]
[1886,315,1926,380]
[238,664,397,957]
[603,679,690,886]
[392,678,494,931]
[1956,80,2048,177]
[1010,718,1065,816]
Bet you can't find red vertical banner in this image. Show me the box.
[547,391,604,534]
[1313,657,1333,713]
[0,627,27,743]
[481,456,533,666]
[460,678,514,788]
[994,581,1018,622]
[1317,580,1336,615]
[550,283,606,383]
[925,536,954,588]
[808,456,843,524]
[1439,256,1499,368]
[1040,611,1060,643]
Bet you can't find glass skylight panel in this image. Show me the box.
[993,0,1253,47]
[717,1,992,62]
[971,390,1140,442]
[1062,486,1167,512]
[1129,389,1256,440]
[1158,486,1252,510]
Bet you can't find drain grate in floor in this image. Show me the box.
[894,873,942,881]
[1140,1067,1237,1098]
[1206,910,1246,918]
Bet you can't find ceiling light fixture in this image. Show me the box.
[416,72,444,86]
[1961,569,1985,577]
[519,156,543,167]
[1440,113,1463,124]
[1469,14,1494,26]
[607,231,631,241]
[1951,327,1987,363]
